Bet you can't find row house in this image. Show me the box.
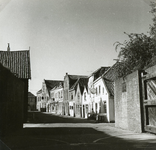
[69,77,89,118]
[63,73,88,116]
[36,65,117,123]
[36,79,63,112]
[49,82,64,115]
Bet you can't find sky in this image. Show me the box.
[0,0,154,95]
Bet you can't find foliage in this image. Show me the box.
[114,2,156,77]
[149,2,156,38]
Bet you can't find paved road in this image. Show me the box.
[1,112,156,150]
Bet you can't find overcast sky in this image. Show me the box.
[0,0,154,95]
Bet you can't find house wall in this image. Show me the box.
[82,88,91,118]
[64,74,69,115]
[0,65,24,137]
[115,70,142,133]
[69,90,75,116]
[94,78,109,114]
[36,92,42,111]
[75,84,82,117]
[109,97,115,122]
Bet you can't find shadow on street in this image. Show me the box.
[1,112,156,150]
[27,111,96,123]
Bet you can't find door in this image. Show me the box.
[143,77,156,133]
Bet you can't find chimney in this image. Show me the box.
[7,43,10,51]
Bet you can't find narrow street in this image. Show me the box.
[1,112,156,150]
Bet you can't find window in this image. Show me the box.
[96,87,97,95]
[122,81,126,92]
[58,92,60,98]
[104,102,107,113]
[84,92,86,101]
[78,93,80,101]
[71,94,73,100]
[61,91,63,98]
[99,85,101,94]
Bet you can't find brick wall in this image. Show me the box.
[115,70,142,133]
[0,64,24,137]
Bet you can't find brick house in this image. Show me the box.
[0,44,31,122]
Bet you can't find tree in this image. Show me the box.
[114,2,156,77]
[149,2,156,39]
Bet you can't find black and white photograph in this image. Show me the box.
[0,0,156,149]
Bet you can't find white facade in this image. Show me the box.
[69,90,75,117]
[36,90,42,111]
[49,84,64,114]
[82,87,91,118]
[75,84,82,117]
[88,75,115,122]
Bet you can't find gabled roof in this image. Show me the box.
[0,50,31,79]
[70,77,89,95]
[101,62,121,97]
[90,67,110,81]
[68,74,88,88]
[103,78,114,96]
[37,89,42,94]
[103,62,120,81]
[28,92,36,97]
[44,80,63,93]
[51,82,63,91]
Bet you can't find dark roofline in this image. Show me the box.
[88,66,110,77]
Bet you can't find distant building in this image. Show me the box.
[28,92,36,111]
[36,89,42,111]
[0,44,31,122]
[49,82,64,114]
[63,73,88,116]
[69,77,89,117]
[38,79,63,112]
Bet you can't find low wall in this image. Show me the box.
[0,64,24,137]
